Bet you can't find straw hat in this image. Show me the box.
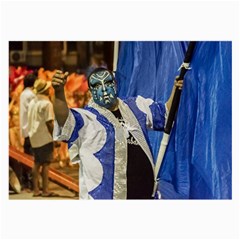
[33,79,51,94]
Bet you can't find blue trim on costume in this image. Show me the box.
[85,106,115,199]
[149,102,165,131]
[67,109,84,148]
[123,97,152,153]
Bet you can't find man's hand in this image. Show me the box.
[52,70,69,127]
[174,76,183,90]
[174,80,183,90]
[52,70,69,92]
[166,77,184,111]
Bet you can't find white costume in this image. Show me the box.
[54,96,166,199]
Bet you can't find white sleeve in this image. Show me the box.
[53,110,76,142]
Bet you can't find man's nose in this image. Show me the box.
[102,84,107,93]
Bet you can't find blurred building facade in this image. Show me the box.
[9,41,114,72]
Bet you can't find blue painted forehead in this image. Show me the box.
[89,70,114,84]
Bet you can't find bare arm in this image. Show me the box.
[52,70,69,127]
[46,120,54,136]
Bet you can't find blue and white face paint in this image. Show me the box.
[89,69,117,109]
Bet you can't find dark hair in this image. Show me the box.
[91,53,104,66]
[24,73,37,89]
[87,67,115,87]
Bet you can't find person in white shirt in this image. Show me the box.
[20,73,37,154]
[19,73,37,190]
[28,79,57,197]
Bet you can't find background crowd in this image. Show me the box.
[9,66,90,159]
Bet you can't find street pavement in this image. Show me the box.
[9,161,79,200]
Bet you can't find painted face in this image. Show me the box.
[89,70,117,109]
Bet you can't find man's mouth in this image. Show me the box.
[100,94,114,103]
[103,96,110,103]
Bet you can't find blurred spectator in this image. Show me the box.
[9,83,24,151]
[9,66,32,92]
[17,73,37,191]
[9,66,90,184]
[28,79,57,197]
[9,83,25,192]
[20,73,37,155]
[73,91,87,108]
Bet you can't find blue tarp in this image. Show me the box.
[116,41,232,199]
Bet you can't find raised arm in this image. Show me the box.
[52,70,69,127]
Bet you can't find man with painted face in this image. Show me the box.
[52,68,182,199]
[89,68,118,109]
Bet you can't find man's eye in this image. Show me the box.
[93,83,101,88]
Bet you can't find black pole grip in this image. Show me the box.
[164,41,196,134]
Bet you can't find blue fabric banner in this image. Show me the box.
[116,41,232,199]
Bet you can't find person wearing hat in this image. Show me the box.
[28,79,57,197]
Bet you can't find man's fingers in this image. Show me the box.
[52,78,64,84]
[63,71,69,79]
[52,82,63,88]
[53,71,68,80]
[174,79,183,89]
[54,73,64,79]
[52,77,66,89]
[55,70,63,74]
[52,70,69,90]
[176,83,183,87]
